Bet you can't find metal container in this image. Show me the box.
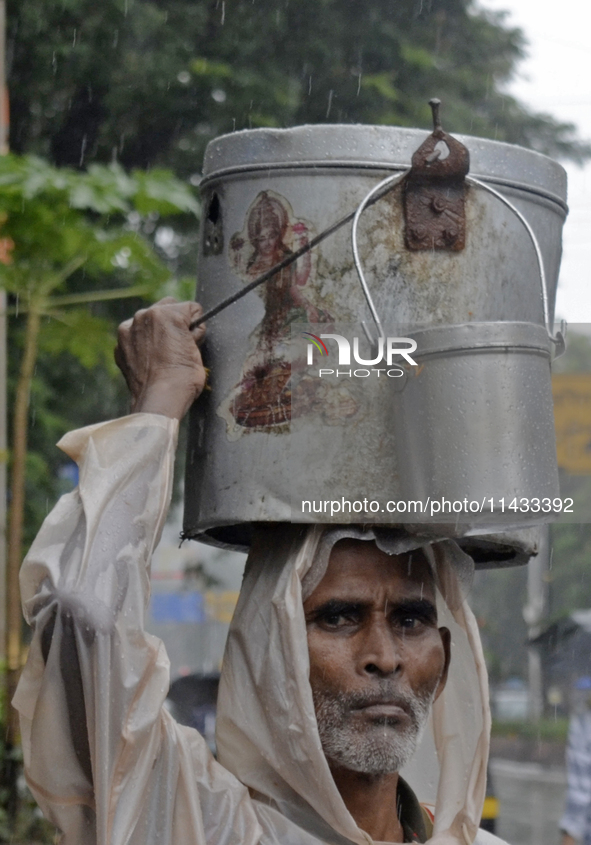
[184,124,567,565]
[392,322,557,510]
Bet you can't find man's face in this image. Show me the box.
[304,540,450,776]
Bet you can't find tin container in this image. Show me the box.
[184,124,567,565]
[392,322,557,507]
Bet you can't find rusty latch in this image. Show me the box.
[403,99,470,251]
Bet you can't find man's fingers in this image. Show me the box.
[114,344,123,371]
[115,320,132,375]
[114,343,132,388]
[118,302,204,335]
[187,302,206,345]
[124,308,149,335]
[149,299,203,327]
[114,299,207,418]
[192,322,206,347]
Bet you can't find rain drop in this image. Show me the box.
[326,89,334,119]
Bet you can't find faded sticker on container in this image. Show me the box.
[218,190,335,438]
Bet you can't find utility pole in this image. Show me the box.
[523,525,550,720]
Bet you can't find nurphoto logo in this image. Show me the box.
[301,332,419,378]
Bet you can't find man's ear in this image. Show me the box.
[434,627,451,702]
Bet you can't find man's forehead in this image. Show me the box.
[305,539,436,605]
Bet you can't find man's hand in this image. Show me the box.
[114,298,206,420]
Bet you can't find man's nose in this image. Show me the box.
[360,618,402,677]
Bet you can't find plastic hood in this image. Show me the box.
[216,525,490,845]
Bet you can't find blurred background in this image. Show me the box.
[1,0,591,841]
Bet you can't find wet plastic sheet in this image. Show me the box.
[15,414,506,845]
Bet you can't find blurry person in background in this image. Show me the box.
[560,677,591,845]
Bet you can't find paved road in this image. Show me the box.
[490,758,566,845]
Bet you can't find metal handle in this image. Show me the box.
[351,170,566,354]
[466,176,563,349]
[351,170,409,343]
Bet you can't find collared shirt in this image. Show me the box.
[396,777,432,843]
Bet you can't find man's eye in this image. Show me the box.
[320,610,359,628]
[323,614,345,627]
[396,614,426,630]
[391,601,436,631]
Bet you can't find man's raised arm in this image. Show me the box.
[13,301,258,845]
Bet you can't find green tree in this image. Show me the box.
[0,154,198,836]
[8,0,590,178]
[1,152,199,558]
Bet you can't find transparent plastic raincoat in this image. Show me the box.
[14,414,508,845]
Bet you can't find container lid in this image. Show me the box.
[202,124,567,210]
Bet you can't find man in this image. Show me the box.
[15,300,506,844]
[303,536,450,843]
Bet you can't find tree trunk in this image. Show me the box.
[4,303,41,814]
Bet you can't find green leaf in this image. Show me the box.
[360,73,399,103]
[132,169,200,217]
[38,309,119,373]
[191,57,233,79]
[399,43,435,72]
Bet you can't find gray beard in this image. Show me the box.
[313,683,434,776]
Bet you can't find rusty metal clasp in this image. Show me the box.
[403,98,470,251]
